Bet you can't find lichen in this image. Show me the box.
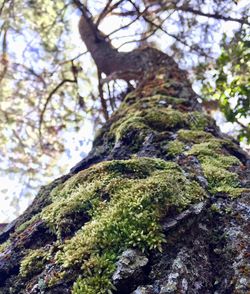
[20,248,50,278]
[39,157,206,293]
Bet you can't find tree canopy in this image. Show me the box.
[0,0,249,220]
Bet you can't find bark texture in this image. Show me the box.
[0,8,250,294]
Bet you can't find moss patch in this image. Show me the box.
[167,140,185,156]
[110,105,211,147]
[108,92,212,148]
[20,248,50,278]
[186,140,243,197]
[0,240,10,253]
[177,129,214,143]
[39,157,206,293]
[186,139,223,156]
[187,111,209,130]
[15,214,41,234]
[143,108,184,131]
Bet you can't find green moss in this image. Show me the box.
[114,116,149,146]
[141,95,187,107]
[73,253,117,294]
[186,111,209,130]
[41,158,180,237]
[177,129,213,143]
[186,139,223,156]
[143,108,184,131]
[187,140,243,197]
[15,214,40,233]
[0,240,10,253]
[167,140,185,156]
[110,94,211,144]
[123,91,137,104]
[20,248,50,278]
[202,162,240,194]
[210,203,220,213]
[43,157,206,293]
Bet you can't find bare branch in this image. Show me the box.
[96,0,113,27]
[39,79,76,138]
[13,63,47,87]
[96,0,126,27]
[176,6,250,26]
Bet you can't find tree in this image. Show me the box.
[0,1,249,293]
[0,0,249,216]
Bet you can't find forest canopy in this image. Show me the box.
[0,0,249,221]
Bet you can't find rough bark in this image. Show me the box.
[0,7,250,294]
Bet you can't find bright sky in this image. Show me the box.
[0,1,249,223]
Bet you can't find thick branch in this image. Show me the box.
[77,3,181,84]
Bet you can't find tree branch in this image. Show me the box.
[175,6,250,26]
[39,79,76,138]
[96,0,126,27]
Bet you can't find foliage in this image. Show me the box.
[199,28,250,143]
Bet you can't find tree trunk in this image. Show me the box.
[0,19,250,294]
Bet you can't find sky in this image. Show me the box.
[0,0,249,223]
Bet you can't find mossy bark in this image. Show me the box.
[0,59,249,294]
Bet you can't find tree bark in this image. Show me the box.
[0,9,250,294]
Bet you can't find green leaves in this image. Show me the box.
[200,28,250,143]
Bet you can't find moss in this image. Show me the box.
[210,203,221,213]
[186,140,244,197]
[143,108,184,131]
[167,140,185,156]
[41,158,180,237]
[177,129,213,143]
[141,95,187,107]
[73,253,117,294]
[186,139,223,156]
[123,91,137,104]
[115,117,147,139]
[20,248,50,278]
[186,111,209,130]
[15,214,40,234]
[42,157,206,293]
[110,93,211,145]
[0,240,10,253]
[202,162,240,195]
